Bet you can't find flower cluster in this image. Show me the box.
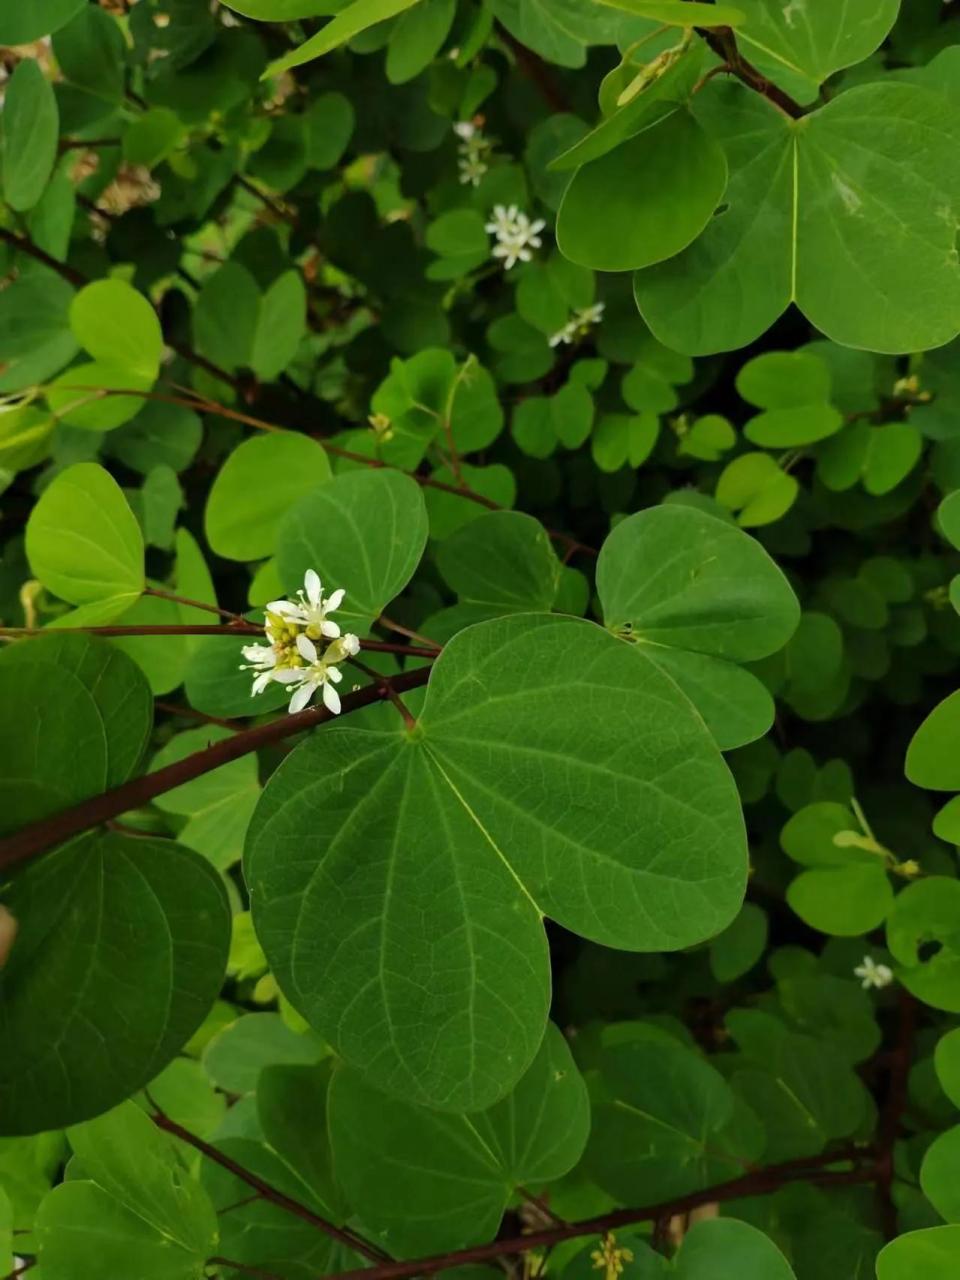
[854,955,894,990]
[549,301,606,348]
[454,120,492,187]
[485,204,546,270]
[240,569,360,716]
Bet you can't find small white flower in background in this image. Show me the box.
[240,570,360,716]
[854,955,894,990]
[486,205,546,270]
[455,119,492,187]
[549,301,605,348]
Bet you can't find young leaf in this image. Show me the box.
[265,0,421,74]
[25,462,145,622]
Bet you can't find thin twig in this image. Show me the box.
[0,666,433,873]
[145,585,248,624]
[321,1154,875,1280]
[150,1106,387,1263]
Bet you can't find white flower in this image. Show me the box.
[487,208,546,271]
[549,301,605,348]
[240,642,282,696]
[269,569,344,641]
[286,633,347,715]
[458,153,488,187]
[484,204,519,237]
[453,121,477,141]
[854,955,894,990]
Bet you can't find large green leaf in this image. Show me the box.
[0,274,77,393]
[557,109,727,272]
[37,1101,217,1279]
[0,633,151,834]
[0,833,230,1135]
[257,1060,346,1220]
[436,511,561,614]
[596,504,798,749]
[735,0,900,104]
[634,82,960,354]
[246,614,747,1111]
[25,462,145,622]
[675,1219,796,1280]
[205,433,331,562]
[69,280,164,383]
[276,468,428,632]
[328,1024,588,1252]
[586,1037,761,1204]
[0,0,85,42]
[877,1228,960,1280]
[2,60,59,212]
[265,0,420,73]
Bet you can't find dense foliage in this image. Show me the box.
[5,1,960,1277]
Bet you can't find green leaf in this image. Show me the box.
[736,350,831,409]
[593,0,743,23]
[205,433,331,562]
[0,633,151,834]
[276,468,428,631]
[0,273,77,393]
[251,271,307,381]
[735,0,900,103]
[25,462,144,620]
[635,82,960,355]
[266,0,420,73]
[202,1013,326,1095]
[936,1029,960,1110]
[0,1186,9,1277]
[386,0,456,84]
[888,878,960,1012]
[328,1024,589,1252]
[921,1124,960,1222]
[744,404,843,448]
[709,902,768,982]
[70,280,164,382]
[151,727,261,871]
[436,511,561,613]
[0,0,85,43]
[257,1060,346,1219]
[246,614,747,1110]
[715,452,798,528]
[0,832,230,1134]
[557,109,727,272]
[222,0,341,16]
[877,1228,960,1280]
[586,1038,757,1203]
[675,1219,796,1280]
[66,1101,218,1257]
[906,691,960,790]
[2,60,59,213]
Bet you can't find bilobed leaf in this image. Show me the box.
[246,614,747,1110]
[329,1024,588,1252]
[2,60,59,212]
[436,511,561,613]
[265,0,421,74]
[0,832,230,1134]
[205,433,331,562]
[25,462,145,621]
[557,109,727,272]
[276,468,428,631]
[70,280,164,382]
[635,82,960,355]
[735,0,900,103]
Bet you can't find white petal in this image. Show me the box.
[322,680,342,715]
[320,620,341,638]
[304,569,322,605]
[273,667,306,684]
[251,672,272,695]
[288,682,314,714]
[343,633,361,656]
[296,633,318,663]
[327,666,343,682]
[267,599,298,618]
[326,587,345,612]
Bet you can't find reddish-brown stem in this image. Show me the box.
[144,585,248,624]
[378,615,442,653]
[694,26,805,118]
[0,666,432,872]
[150,1109,386,1263]
[322,1155,876,1280]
